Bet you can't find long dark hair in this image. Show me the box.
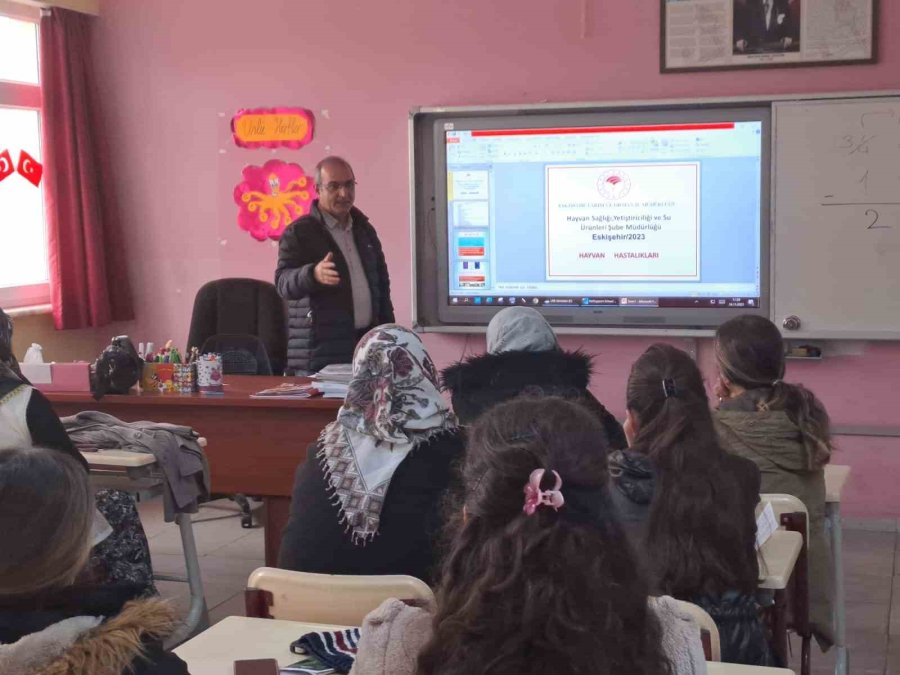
[627,344,759,598]
[417,397,671,675]
[716,315,832,468]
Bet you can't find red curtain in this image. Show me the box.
[39,8,133,329]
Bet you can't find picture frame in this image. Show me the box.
[660,0,878,73]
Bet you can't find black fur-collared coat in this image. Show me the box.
[440,349,627,449]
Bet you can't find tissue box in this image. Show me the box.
[19,362,52,384]
[28,363,91,392]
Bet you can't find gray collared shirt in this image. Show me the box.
[322,210,373,330]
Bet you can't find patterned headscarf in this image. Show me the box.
[318,325,457,544]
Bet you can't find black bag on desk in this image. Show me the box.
[91,336,143,400]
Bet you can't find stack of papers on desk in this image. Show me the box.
[312,363,353,383]
[250,383,322,399]
[311,364,352,399]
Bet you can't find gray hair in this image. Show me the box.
[314,156,355,187]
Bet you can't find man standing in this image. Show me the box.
[275,157,394,375]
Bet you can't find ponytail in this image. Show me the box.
[766,381,832,468]
[716,315,833,469]
[627,344,760,597]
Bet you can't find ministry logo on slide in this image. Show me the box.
[597,170,631,200]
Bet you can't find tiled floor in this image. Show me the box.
[143,498,900,674]
[140,497,266,627]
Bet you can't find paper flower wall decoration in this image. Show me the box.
[233,160,314,241]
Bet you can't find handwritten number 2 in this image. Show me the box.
[866,209,890,229]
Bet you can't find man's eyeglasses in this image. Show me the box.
[319,180,357,193]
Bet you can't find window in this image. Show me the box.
[0,7,48,309]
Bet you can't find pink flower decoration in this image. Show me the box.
[233,160,314,241]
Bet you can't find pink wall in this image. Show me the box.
[88,0,900,517]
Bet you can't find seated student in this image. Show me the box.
[0,308,155,593]
[714,314,834,649]
[611,343,776,666]
[279,325,462,584]
[441,306,626,447]
[350,397,707,675]
[0,446,188,675]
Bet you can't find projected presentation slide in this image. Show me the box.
[545,163,700,281]
[444,120,763,309]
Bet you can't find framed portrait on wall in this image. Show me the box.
[660,0,877,72]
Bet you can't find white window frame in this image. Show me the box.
[0,2,49,311]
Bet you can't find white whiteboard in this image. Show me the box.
[773,98,900,339]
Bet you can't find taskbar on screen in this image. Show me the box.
[447,295,760,309]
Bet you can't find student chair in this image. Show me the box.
[759,493,812,675]
[244,567,435,625]
[670,598,721,661]
[187,279,287,526]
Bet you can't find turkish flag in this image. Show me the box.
[0,149,13,183]
[17,150,43,187]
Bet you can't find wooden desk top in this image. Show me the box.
[825,464,851,503]
[175,616,795,675]
[174,617,349,674]
[758,529,802,591]
[45,375,344,411]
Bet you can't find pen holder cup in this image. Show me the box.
[197,354,225,393]
[141,363,177,394]
[173,364,196,394]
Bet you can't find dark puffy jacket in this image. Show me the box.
[440,349,627,449]
[275,202,394,375]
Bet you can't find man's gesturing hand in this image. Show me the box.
[314,252,341,286]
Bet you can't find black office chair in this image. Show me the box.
[187,279,287,528]
[187,278,287,377]
[199,334,273,376]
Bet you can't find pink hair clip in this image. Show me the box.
[523,468,565,516]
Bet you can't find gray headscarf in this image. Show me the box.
[486,307,559,354]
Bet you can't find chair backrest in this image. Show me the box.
[758,493,808,521]
[759,493,812,644]
[200,333,273,375]
[669,598,721,662]
[187,278,287,376]
[245,567,435,625]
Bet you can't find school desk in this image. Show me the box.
[173,615,797,675]
[758,529,803,591]
[824,464,851,675]
[48,375,343,566]
[82,448,210,645]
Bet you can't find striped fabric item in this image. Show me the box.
[290,628,362,673]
